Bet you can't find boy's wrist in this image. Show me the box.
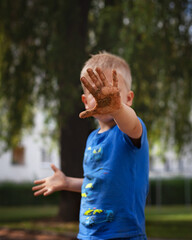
[110,103,126,118]
[62,176,70,191]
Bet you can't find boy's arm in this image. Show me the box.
[32,164,83,196]
[111,104,142,139]
[65,176,84,192]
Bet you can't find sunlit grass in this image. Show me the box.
[0,205,79,234]
[0,205,192,239]
[145,205,192,221]
[0,205,58,222]
[145,205,192,239]
[0,221,79,234]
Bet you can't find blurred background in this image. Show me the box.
[0,0,192,239]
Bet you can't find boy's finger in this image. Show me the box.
[95,68,110,87]
[79,109,97,119]
[44,188,52,196]
[34,188,47,196]
[80,77,97,97]
[32,184,44,191]
[34,179,45,185]
[87,68,102,88]
[51,164,59,173]
[112,70,118,88]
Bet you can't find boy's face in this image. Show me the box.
[81,69,134,122]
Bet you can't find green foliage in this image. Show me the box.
[89,0,192,154]
[0,1,39,147]
[1,178,191,207]
[0,0,91,149]
[0,0,191,155]
[121,0,192,153]
[148,177,192,205]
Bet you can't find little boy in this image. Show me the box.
[32,52,149,240]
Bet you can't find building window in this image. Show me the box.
[41,148,51,163]
[12,146,25,165]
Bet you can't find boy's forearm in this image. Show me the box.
[111,103,142,139]
[64,177,83,193]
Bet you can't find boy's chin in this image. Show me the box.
[94,114,114,123]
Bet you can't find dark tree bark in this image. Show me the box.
[57,0,93,221]
[59,115,93,221]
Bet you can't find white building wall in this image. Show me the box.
[0,111,60,183]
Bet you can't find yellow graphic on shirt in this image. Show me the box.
[84,209,94,215]
[85,183,93,189]
[93,147,102,154]
[84,208,103,216]
[81,193,87,197]
[93,209,103,214]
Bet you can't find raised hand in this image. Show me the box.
[79,68,121,118]
[32,164,67,196]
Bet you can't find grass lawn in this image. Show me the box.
[0,205,79,234]
[145,206,192,239]
[0,205,58,222]
[0,205,192,239]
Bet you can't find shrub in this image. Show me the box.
[0,182,59,206]
[147,177,192,205]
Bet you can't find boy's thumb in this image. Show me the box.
[51,164,58,172]
[79,109,97,119]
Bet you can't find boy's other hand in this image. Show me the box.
[32,164,67,196]
[79,68,121,118]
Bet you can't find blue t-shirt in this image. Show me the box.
[77,118,149,240]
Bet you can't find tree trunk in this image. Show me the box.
[59,114,93,221]
[57,0,92,221]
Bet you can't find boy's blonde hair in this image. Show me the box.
[80,52,132,90]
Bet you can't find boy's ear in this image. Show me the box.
[126,91,134,107]
[81,94,88,109]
